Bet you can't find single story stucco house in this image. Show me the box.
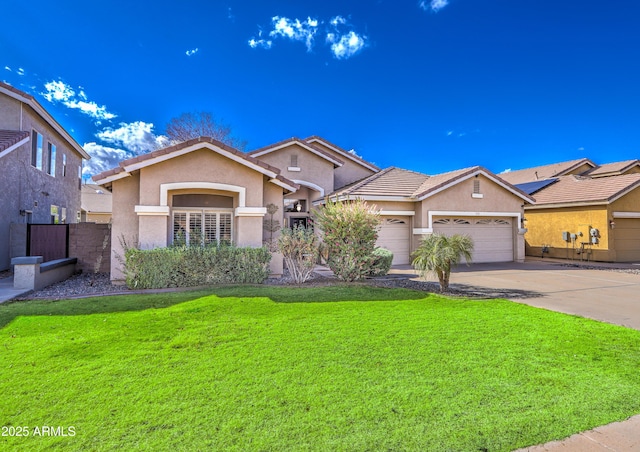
[93,135,534,281]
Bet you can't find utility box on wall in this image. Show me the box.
[562,231,570,241]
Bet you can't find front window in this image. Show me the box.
[48,143,57,176]
[32,131,43,170]
[173,210,232,246]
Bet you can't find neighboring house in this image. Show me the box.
[501,159,640,262]
[0,82,90,271]
[94,135,533,281]
[81,183,112,223]
[320,167,534,265]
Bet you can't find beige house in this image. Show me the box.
[320,167,534,265]
[81,183,112,223]
[501,158,640,262]
[94,135,533,280]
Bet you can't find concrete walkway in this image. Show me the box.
[0,275,31,303]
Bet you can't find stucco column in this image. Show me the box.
[138,215,169,249]
[516,228,527,263]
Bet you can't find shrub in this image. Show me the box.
[313,198,380,281]
[124,244,271,289]
[367,248,393,277]
[278,225,319,284]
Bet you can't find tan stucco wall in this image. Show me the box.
[84,213,112,224]
[418,175,524,226]
[309,141,377,189]
[109,147,286,280]
[417,175,526,262]
[110,174,141,281]
[0,95,22,128]
[256,144,335,196]
[139,148,265,207]
[523,206,611,261]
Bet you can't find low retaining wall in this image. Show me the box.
[11,256,78,291]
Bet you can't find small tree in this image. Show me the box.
[263,203,281,251]
[165,111,247,150]
[278,225,318,284]
[412,233,474,292]
[313,198,380,281]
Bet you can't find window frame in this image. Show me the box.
[172,208,234,246]
[31,130,44,170]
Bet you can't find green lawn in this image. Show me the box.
[1,285,639,451]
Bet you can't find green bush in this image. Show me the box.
[367,248,393,277]
[313,198,380,281]
[124,245,271,289]
[278,225,319,284]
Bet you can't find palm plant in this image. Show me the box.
[412,233,474,292]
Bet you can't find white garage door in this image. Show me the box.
[377,217,411,265]
[432,217,514,263]
[614,218,640,262]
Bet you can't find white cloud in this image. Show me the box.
[17,68,25,76]
[270,16,319,51]
[500,168,512,174]
[420,0,449,12]
[96,121,168,154]
[4,66,10,72]
[248,30,273,49]
[42,80,116,122]
[186,48,199,56]
[446,130,453,136]
[250,14,367,59]
[577,146,585,151]
[327,31,366,59]
[82,142,133,178]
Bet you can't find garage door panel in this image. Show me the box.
[377,218,410,265]
[614,219,640,262]
[433,218,514,263]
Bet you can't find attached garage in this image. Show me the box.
[613,218,640,262]
[377,217,411,265]
[432,217,514,263]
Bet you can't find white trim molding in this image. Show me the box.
[287,167,301,172]
[612,211,640,219]
[160,182,246,207]
[235,207,267,217]
[0,136,30,159]
[292,180,325,197]
[413,210,523,234]
[379,210,415,216]
[135,205,170,216]
[471,193,484,199]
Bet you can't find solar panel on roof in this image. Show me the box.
[514,178,558,195]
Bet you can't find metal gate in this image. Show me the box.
[27,224,69,262]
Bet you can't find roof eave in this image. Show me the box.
[0,83,90,160]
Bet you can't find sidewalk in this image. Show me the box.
[0,275,31,303]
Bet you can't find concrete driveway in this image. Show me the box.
[399,259,640,330]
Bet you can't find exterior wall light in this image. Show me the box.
[609,220,615,229]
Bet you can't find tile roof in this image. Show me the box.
[529,174,640,206]
[499,158,595,185]
[92,136,298,190]
[248,137,344,166]
[0,129,29,154]
[326,165,533,203]
[586,160,640,177]
[329,167,429,198]
[304,136,380,171]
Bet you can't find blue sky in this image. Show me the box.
[2,0,639,179]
